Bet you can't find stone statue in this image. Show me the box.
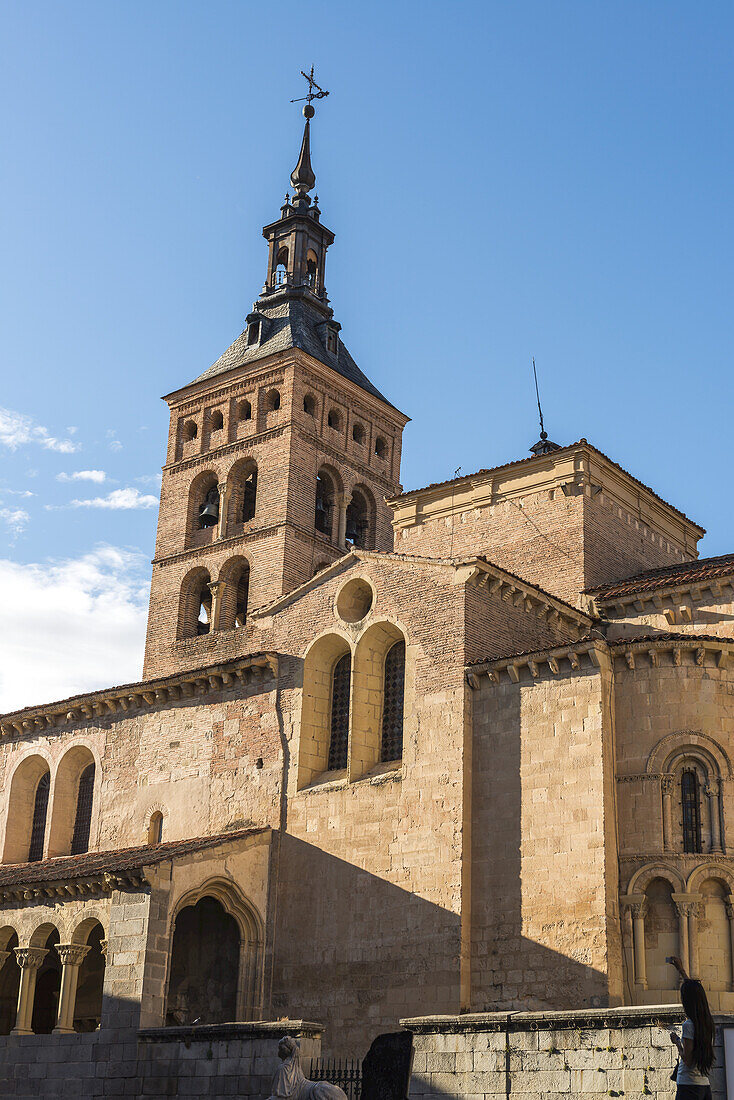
[267,1036,348,1100]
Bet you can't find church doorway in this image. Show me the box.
[166,896,240,1025]
[0,931,20,1034]
[31,928,61,1034]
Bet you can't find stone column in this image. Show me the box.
[53,944,90,1034]
[688,902,702,979]
[725,903,734,991]
[705,779,722,852]
[336,492,347,547]
[627,896,648,988]
[207,580,223,632]
[216,481,231,540]
[673,895,692,975]
[11,947,47,1035]
[661,775,675,852]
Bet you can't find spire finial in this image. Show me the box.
[529,357,561,456]
[289,67,329,208]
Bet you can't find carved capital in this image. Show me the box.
[705,779,721,799]
[627,900,647,920]
[725,902,734,922]
[14,947,47,970]
[55,943,91,967]
[661,774,675,795]
[99,940,108,959]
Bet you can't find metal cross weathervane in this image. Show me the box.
[290,66,329,107]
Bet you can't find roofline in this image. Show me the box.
[388,439,705,534]
[0,652,278,732]
[587,554,734,602]
[162,344,410,423]
[254,548,593,628]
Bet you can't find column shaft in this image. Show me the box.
[11,947,47,1035]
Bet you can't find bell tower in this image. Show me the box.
[143,87,409,679]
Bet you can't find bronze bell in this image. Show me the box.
[198,488,219,528]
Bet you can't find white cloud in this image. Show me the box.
[0,507,30,536]
[135,473,162,487]
[70,488,157,510]
[108,440,123,453]
[57,469,107,484]
[0,407,80,454]
[0,546,148,713]
[0,488,34,498]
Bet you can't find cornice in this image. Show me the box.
[595,578,734,618]
[612,635,734,671]
[0,869,146,908]
[0,654,278,738]
[466,640,605,688]
[153,519,340,570]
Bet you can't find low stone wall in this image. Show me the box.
[401,1006,733,1100]
[0,1020,321,1099]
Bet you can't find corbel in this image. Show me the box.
[696,648,705,667]
[119,697,129,712]
[648,650,658,668]
[154,689,168,704]
[548,656,560,675]
[673,648,682,667]
[142,692,156,706]
[528,660,539,679]
[625,651,635,670]
[466,671,479,690]
[664,608,677,626]
[679,605,692,622]
[569,651,580,671]
[181,682,195,698]
[717,650,728,670]
[507,664,520,683]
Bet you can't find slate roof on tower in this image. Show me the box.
[193,296,394,406]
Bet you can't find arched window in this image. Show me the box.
[70,764,95,855]
[327,408,341,430]
[303,394,316,416]
[238,400,252,422]
[352,422,365,445]
[266,390,281,412]
[315,470,335,537]
[243,469,257,522]
[218,557,250,631]
[328,654,351,771]
[275,247,289,286]
[210,410,224,432]
[198,485,219,529]
[179,568,213,639]
[345,489,369,548]
[28,773,50,862]
[306,249,318,288]
[72,922,106,1031]
[375,436,387,459]
[234,568,250,627]
[682,769,702,853]
[381,641,405,762]
[247,320,260,345]
[183,420,198,442]
[148,812,164,845]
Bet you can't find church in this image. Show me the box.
[2,94,734,1071]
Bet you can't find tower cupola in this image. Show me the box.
[261,102,335,305]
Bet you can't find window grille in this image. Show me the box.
[71,764,95,855]
[28,773,50,862]
[328,654,351,771]
[681,769,702,853]
[309,1058,361,1100]
[381,641,405,762]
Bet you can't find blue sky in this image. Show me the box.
[1,1,732,708]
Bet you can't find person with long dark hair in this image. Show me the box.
[668,956,715,1100]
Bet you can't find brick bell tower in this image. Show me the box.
[143,94,409,679]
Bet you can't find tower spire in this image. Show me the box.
[289,66,328,209]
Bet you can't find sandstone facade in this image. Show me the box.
[2,108,734,1092]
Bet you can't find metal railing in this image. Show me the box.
[309,1057,362,1100]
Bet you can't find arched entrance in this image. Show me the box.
[73,921,106,1031]
[166,897,239,1025]
[31,929,61,1034]
[0,931,20,1035]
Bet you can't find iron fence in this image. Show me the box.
[309,1056,362,1100]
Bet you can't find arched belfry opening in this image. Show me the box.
[179,568,213,640]
[71,921,106,1032]
[31,928,61,1035]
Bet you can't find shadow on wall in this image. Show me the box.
[271,827,609,1059]
[470,679,615,1013]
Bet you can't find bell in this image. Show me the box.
[198,490,219,528]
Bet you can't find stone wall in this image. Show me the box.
[0,1020,320,1099]
[403,1007,730,1100]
